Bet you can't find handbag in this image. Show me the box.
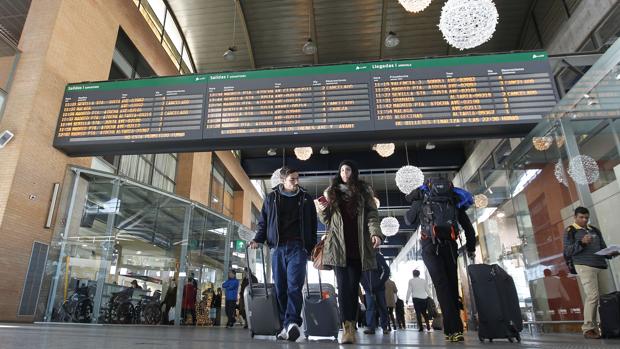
[311,237,332,270]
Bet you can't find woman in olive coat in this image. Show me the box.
[317,160,384,344]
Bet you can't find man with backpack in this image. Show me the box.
[404,177,476,343]
[563,206,619,339]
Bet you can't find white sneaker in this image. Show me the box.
[277,327,288,340]
[286,323,301,342]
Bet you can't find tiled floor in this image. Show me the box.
[0,323,618,349]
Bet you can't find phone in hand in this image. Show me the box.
[317,195,329,206]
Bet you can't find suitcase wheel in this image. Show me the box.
[489,338,493,343]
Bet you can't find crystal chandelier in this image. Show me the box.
[532,136,553,151]
[474,194,488,208]
[398,0,432,13]
[374,143,395,157]
[294,147,313,161]
[395,165,425,194]
[554,161,568,187]
[270,168,282,188]
[568,155,600,185]
[438,0,498,50]
[380,216,400,237]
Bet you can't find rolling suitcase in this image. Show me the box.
[600,291,620,338]
[244,245,281,338]
[302,270,339,340]
[468,264,522,343]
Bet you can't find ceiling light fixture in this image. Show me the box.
[439,0,498,50]
[294,147,313,161]
[223,47,236,61]
[384,31,400,48]
[303,38,317,55]
[224,0,238,61]
[425,142,436,150]
[267,148,277,156]
[319,146,329,155]
[374,143,395,157]
[398,0,432,13]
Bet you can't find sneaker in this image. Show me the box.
[584,330,601,339]
[449,332,464,342]
[363,328,375,334]
[286,323,301,342]
[276,327,288,340]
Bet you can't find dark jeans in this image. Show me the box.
[422,241,462,335]
[271,240,307,327]
[412,297,430,330]
[225,300,237,326]
[365,289,389,329]
[334,259,362,322]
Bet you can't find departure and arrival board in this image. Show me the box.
[54,52,558,156]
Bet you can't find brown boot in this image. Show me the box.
[584,329,601,339]
[340,321,357,344]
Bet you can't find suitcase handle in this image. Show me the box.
[246,243,269,298]
[305,264,324,298]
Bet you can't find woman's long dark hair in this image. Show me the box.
[327,160,371,210]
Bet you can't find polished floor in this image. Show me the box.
[0,323,618,349]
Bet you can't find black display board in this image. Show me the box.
[54,52,558,156]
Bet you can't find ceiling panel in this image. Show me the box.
[0,0,31,48]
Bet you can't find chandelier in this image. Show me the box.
[556,135,565,148]
[438,0,498,50]
[270,168,282,188]
[380,217,400,237]
[294,147,313,161]
[398,0,432,13]
[395,165,425,194]
[532,136,553,151]
[568,155,600,185]
[554,161,568,187]
[474,194,488,208]
[374,143,395,157]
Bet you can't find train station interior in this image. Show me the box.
[1,0,620,347]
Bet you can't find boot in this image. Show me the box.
[340,321,357,344]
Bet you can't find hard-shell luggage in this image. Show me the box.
[600,291,620,338]
[302,270,339,340]
[244,245,281,338]
[468,264,522,343]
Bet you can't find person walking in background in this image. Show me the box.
[161,278,177,325]
[384,278,398,331]
[406,269,431,332]
[404,178,476,342]
[222,270,240,328]
[249,166,318,342]
[563,206,619,339]
[211,288,222,326]
[360,251,390,335]
[317,160,384,345]
[395,297,406,329]
[181,277,197,325]
[238,267,258,329]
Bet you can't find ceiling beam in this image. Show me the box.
[379,0,388,59]
[309,0,319,64]
[235,0,255,69]
[517,0,541,49]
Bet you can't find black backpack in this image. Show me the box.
[421,178,459,243]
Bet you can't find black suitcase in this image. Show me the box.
[302,270,339,340]
[244,245,281,338]
[468,264,522,343]
[600,291,620,338]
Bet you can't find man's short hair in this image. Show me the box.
[574,206,589,216]
[413,270,420,277]
[280,166,298,178]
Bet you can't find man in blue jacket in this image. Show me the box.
[222,270,240,328]
[249,166,318,342]
[361,251,391,335]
